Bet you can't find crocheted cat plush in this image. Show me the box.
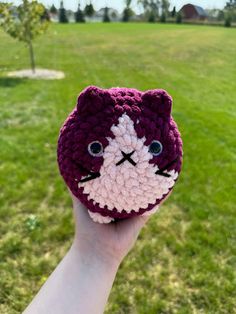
[57,86,183,223]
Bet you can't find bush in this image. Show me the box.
[103,7,110,22]
[148,11,156,23]
[84,3,94,17]
[160,12,166,23]
[59,1,68,23]
[225,16,232,27]
[122,7,134,22]
[176,12,182,24]
[49,4,57,15]
[75,5,85,23]
[171,6,176,18]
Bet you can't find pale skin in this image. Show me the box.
[23,193,150,314]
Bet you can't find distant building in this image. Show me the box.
[87,8,121,22]
[49,12,58,22]
[67,9,75,22]
[180,4,208,20]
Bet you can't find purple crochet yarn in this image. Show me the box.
[57,86,183,223]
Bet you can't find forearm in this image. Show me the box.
[24,242,119,314]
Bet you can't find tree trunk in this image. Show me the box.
[28,40,36,73]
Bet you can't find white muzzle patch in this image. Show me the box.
[79,114,178,213]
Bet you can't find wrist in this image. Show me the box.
[71,240,121,272]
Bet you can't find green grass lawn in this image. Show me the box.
[0,23,235,313]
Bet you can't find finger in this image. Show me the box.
[132,215,149,230]
[69,189,95,228]
[160,190,172,205]
[117,214,150,237]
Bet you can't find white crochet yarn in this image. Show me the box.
[88,206,158,223]
[79,114,178,215]
[88,210,114,223]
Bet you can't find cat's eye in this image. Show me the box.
[149,140,163,156]
[88,141,104,157]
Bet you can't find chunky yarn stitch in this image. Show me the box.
[57,86,183,223]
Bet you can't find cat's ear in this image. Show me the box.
[141,89,172,116]
[77,86,112,115]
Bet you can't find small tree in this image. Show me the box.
[171,6,176,18]
[122,0,133,22]
[84,2,95,17]
[50,4,57,15]
[59,1,68,23]
[0,0,49,73]
[138,0,160,21]
[148,10,156,22]
[224,0,236,22]
[160,12,166,22]
[103,7,110,22]
[225,15,232,27]
[41,8,50,21]
[161,0,170,17]
[75,2,85,23]
[176,11,182,24]
[111,11,118,20]
[217,10,225,21]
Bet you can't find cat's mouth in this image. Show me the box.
[116,151,136,166]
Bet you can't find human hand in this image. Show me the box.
[71,193,149,267]
[24,195,157,314]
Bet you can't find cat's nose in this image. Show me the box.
[116,150,136,166]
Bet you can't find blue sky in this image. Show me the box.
[6,1,226,12]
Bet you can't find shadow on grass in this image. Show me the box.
[0,77,26,88]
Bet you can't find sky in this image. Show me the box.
[5,0,227,13]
